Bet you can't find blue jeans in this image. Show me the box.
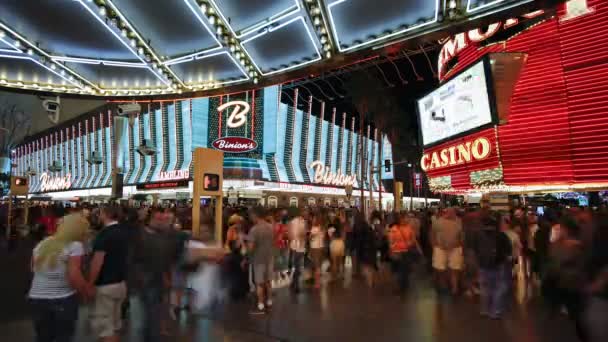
[140,281,165,342]
[30,294,79,342]
[479,264,509,317]
[290,251,305,290]
[391,252,411,292]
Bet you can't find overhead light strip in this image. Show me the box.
[466,0,506,13]
[208,0,301,38]
[182,0,224,48]
[327,0,440,53]
[103,0,187,87]
[77,0,173,88]
[240,16,321,76]
[51,56,148,68]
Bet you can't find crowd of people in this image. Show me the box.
[15,200,608,342]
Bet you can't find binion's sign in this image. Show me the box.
[421,137,491,171]
[40,173,72,192]
[310,161,356,187]
[212,136,258,153]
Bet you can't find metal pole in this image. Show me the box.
[369,156,373,212]
[6,196,12,241]
[359,117,365,216]
[378,136,382,212]
[409,167,414,211]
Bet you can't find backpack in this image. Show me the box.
[476,229,512,269]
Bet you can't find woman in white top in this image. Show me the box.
[309,215,326,289]
[28,213,91,342]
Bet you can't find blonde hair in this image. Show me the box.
[34,213,90,270]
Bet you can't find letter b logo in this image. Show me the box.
[218,101,250,129]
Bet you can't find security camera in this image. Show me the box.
[117,103,141,116]
[41,96,61,124]
[136,139,157,156]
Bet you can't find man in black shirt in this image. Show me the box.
[88,205,129,342]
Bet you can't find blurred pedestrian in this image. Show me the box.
[135,209,180,341]
[388,216,418,294]
[585,213,608,342]
[432,208,464,295]
[288,210,307,293]
[545,217,588,341]
[328,211,345,280]
[247,207,275,314]
[88,205,130,342]
[309,214,326,289]
[28,213,91,342]
[472,214,512,319]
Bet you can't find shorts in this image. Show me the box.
[433,247,464,271]
[252,262,274,285]
[90,282,127,338]
[330,239,345,258]
[309,248,325,268]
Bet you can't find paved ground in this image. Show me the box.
[1,239,580,342]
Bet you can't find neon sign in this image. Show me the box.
[438,10,545,78]
[217,100,250,128]
[421,137,491,171]
[40,173,72,192]
[310,161,356,187]
[439,1,594,78]
[212,137,258,153]
[158,170,190,181]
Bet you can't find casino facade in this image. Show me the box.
[419,0,608,195]
[12,85,394,208]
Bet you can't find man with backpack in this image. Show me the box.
[472,213,513,320]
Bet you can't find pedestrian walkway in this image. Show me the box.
[1,267,580,342]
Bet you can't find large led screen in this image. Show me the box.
[417,60,495,147]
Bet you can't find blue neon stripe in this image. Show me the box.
[166,103,177,172]
[191,98,209,148]
[114,118,127,178]
[274,103,289,182]
[151,109,164,181]
[263,86,279,153]
[332,125,339,173]
[320,121,329,168]
[70,139,76,186]
[103,127,112,186]
[342,128,348,175]
[84,132,92,188]
[138,113,152,184]
[306,116,317,178]
[94,128,103,187]
[128,118,141,184]
[75,137,82,188]
[351,133,358,182]
[292,109,304,182]
[181,100,193,170]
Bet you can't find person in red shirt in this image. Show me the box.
[37,208,58,237]
[271,210,289,282]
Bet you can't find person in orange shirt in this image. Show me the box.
[388,214,420,294]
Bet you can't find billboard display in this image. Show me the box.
[417,59,496,147]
